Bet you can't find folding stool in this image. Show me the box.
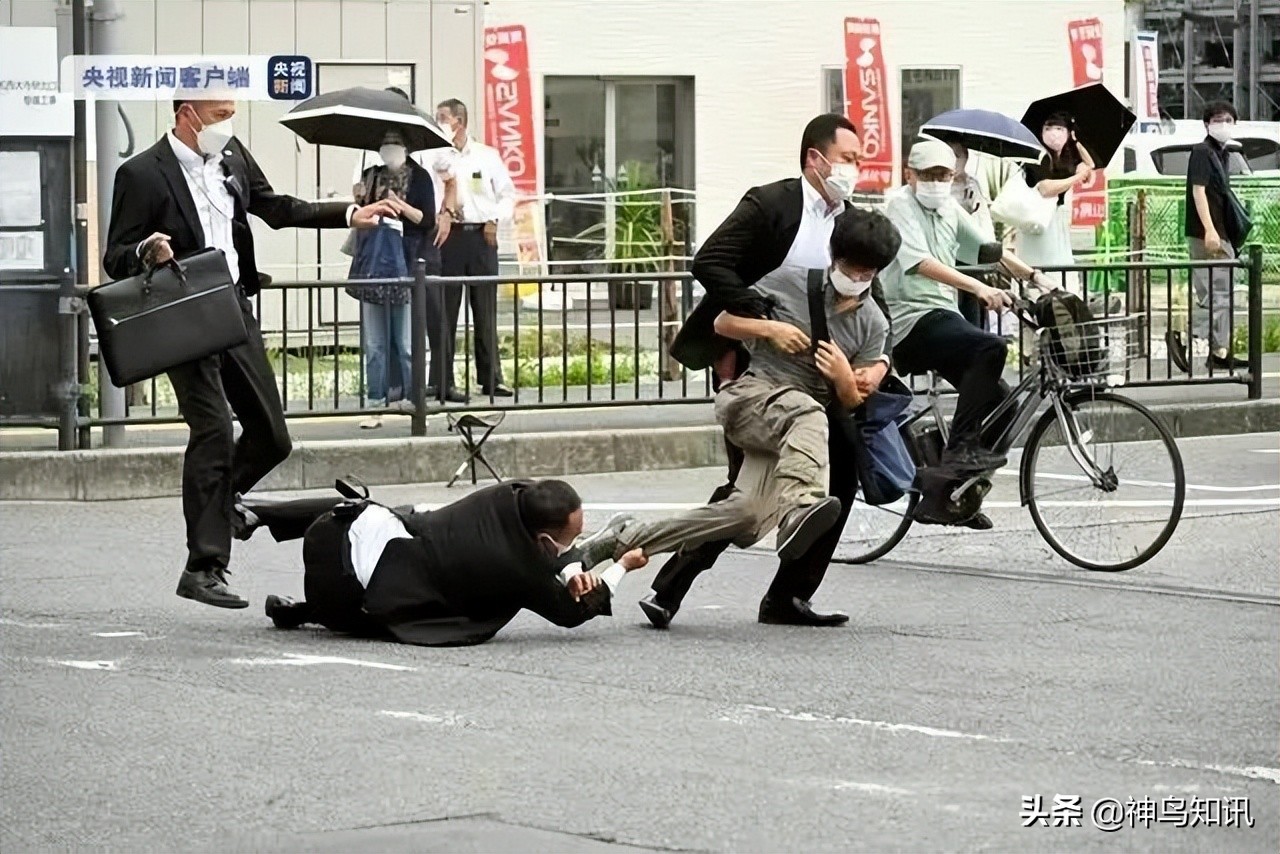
[446,411,506,487]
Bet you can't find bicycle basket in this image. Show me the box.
[1034,315,1140,385]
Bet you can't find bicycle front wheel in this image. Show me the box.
[1024,389,1185,571]
[840,490,917,564]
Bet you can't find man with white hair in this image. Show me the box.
[882,139,1054,488]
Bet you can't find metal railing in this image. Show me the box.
[0,247,1266,449]
[956,246,1265,400]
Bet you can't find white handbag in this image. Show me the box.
[989,169,1058,235]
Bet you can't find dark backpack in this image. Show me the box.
[1033,291,1105,379]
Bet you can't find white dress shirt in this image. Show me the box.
[347,504,411,588]
[167,132,240,283]
[557,560,628,597]
[352,149,456,214]
[782,175,843,269]
[450,136,516,224]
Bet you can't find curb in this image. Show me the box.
[1,400,1276,502]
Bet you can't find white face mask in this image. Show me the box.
[189,110,234,156]
[815,152,859,201]
[830,267,872,298]
[379,144,407,169]
[540,533,574,558]
[1207,121,1235,143]
[913,181,952,210]
[1042,127,1069,152]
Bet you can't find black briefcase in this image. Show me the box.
[88,249,249,387]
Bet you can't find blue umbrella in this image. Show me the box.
[919,109,1044,161]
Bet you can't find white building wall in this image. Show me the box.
[3,0,482,285]
[484,0,1127,242]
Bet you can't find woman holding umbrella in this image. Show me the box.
[1018,112,1095,269]
[346,129,439,428]
[280,87,454,427]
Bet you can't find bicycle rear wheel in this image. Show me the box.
[840,490,917,564]
[1024,389,1185,571]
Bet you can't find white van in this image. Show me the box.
[1111,122,1280,179]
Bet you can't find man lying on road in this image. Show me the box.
[240,479,645,647]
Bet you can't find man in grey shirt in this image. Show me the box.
[588,211,899,574]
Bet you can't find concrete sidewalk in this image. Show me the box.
[3,355,1277,453]
[2,394,1277,502]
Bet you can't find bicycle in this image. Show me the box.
[842,272,1186,573]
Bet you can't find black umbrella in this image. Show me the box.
[280,86,452,152]
[1020,83,1136,168]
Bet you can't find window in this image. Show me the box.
[900,68,960,160]
[1123,147,1137,173]
[543,76,695,266]
[822,66,844,116]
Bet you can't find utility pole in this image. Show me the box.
[90,0,127,447]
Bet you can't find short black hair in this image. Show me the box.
[799,113,858,170]
[1202,100,1237,124]
[385,86,410,101]
[437,98,468,127]
[830,207,901,271]
[520,479,582,535]
[1042,111,1074,130]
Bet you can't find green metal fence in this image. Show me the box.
[1093,177,1280,294]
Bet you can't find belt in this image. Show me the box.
[455,222,488,232]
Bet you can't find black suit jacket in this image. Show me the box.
[360,481,613,647]
[670,178,890,371]
[103,135,351,295]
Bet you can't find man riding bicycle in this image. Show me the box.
[882,139,1056,526]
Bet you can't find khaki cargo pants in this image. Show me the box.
[617,372,830,556]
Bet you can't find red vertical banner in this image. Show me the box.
[1068,17,1106,226]
[1068,17,1104,86]
[483,24,546,279]
[483,24,537,195]
[843,17,893,191]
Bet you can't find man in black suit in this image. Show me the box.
[648,114,895,629]
[104,98,393,610]
[245,480,648,646]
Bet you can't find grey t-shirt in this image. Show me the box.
[743,265,888,405]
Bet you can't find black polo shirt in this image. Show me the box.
[1184,137,1231,240]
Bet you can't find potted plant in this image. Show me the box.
[569,160,687,310]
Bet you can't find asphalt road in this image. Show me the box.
[1,433,1277,852]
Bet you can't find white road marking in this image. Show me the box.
[990,498,1280,508]
[0,618,63,629]
[379,710,469,726]
[56,660,117,671]
[1249,449,1279,454]
[227,652,414,671]
[1129,758,1280,785]
[997,469,1280,493]
[93,631,146,638]
[725,703,1010,743]
[695,605,723,610]
[828,780,915,796]
[730,706,1280,786]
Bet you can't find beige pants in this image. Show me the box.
[617,373,829,556]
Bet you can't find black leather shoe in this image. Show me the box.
[1165,330,1191,374]
[758,596,848,627]
[1207,352,1249,371]
[176,568,249,609]
[638,594,677,629]
[265,594,310,629]
[775,496,842,562]
[444,388,470,404]
[481,383,514,398]
[959,511,993,530]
